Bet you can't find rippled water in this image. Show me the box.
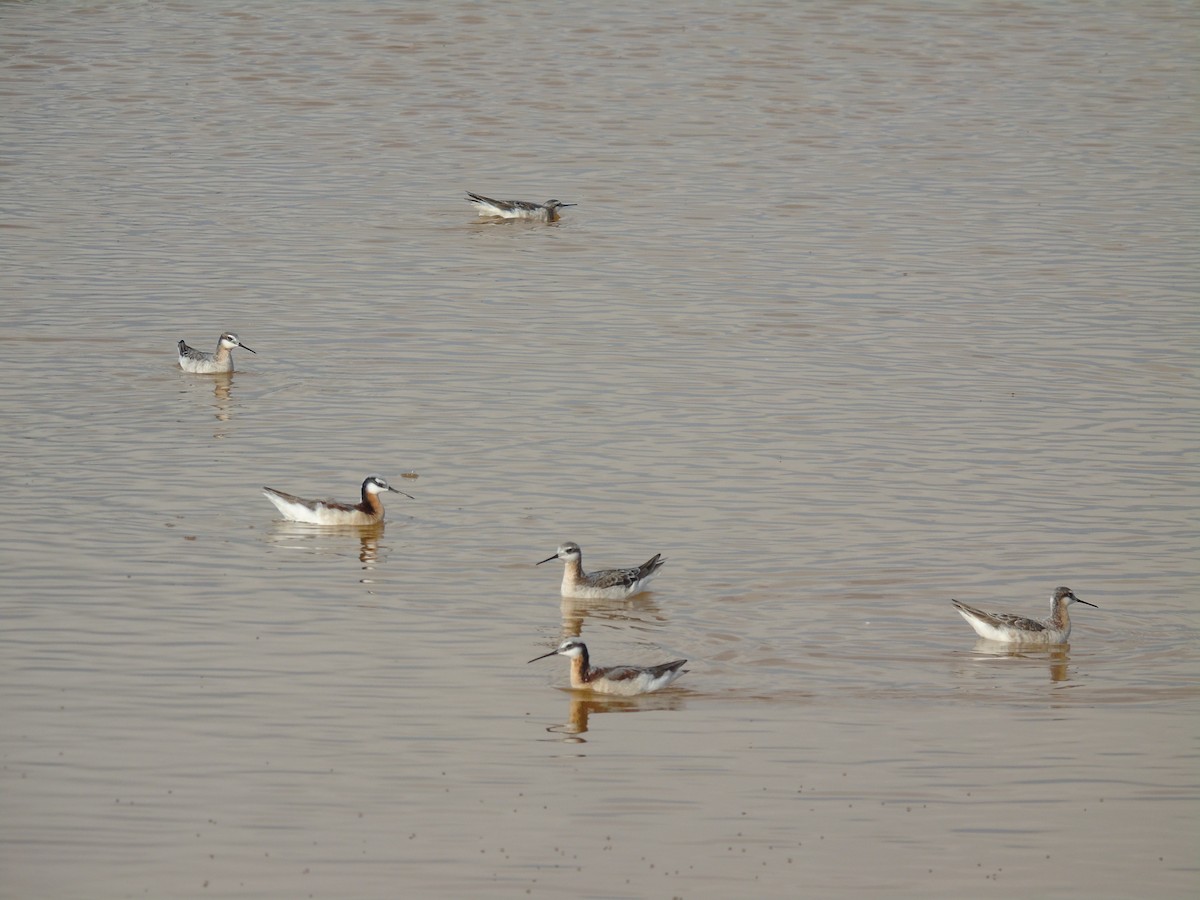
[2,2,1197,898]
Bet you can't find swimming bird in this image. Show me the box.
[465,191,576,222]
[262,475,412,526]
[177,332,255,374]
[952,586,1097,644]
[536,541,665,600]
[528,638,687,695]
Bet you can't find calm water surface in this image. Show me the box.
[1,1,1197,898]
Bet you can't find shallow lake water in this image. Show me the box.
[1,2,1197,897]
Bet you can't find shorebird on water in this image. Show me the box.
[177,332,255,374]
[952,586,1097,644]
[262,475,412,526]
[465,191,576,222]
[536,542,666,600]
[528,638,687,695]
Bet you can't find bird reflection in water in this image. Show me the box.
[358,527,382,569]
[971,639,1072,683]
[559,594,667,638]
[178,370,237,437]
[266,521,390,588]
[544,692,688,742]
[211,371,233,427]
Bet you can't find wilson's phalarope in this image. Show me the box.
[528,638,687,695]
[536,542,666,600]
[465,191,576,222]
[952,586,1097,644]
[177,332,255,374]
[262,475,412,526]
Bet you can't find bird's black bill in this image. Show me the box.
[386,486,415,499]
[1076,597,1099,608]
[527,649,559,664]
[535,554,559,566]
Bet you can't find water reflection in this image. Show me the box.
[971,639,1072,682]
[543,692,688,742]
[210,372,232,425]
[559,594,667,637]
[178,370,236,438]
[266,521,389,580]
